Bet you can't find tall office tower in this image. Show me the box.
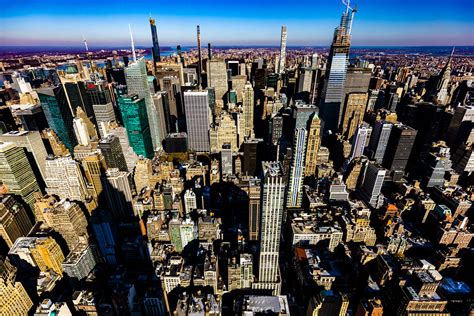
[286,102,317,208]
[153,92,172,141]
[14,104,49,132]
[30,237,65,276]
[102,168,133,220]
[344,156,367,190]
[0,131,48,182]
[184,91,211,152]
[0,257,33,315]
[349,124,371,161]
[125,58,162,150]
[149,17,161,69]
[98,135,127,172]
[432,49,453,105]
[341,92,368,139]
[207,59,228,109]
[243,178,261,241]
[277,26,287,74]
[196,25,203,87]
[256,162,285,294]
[92,102,115,137]
[104,123,139,171]
[73,117,90,146]
[221,144,233,176]
[304,113,321,176]
[446,105,474,149]
[90,210,117,264]
[117,94,154,158]
[319,3,356,132]
[360,162,386,208]
[38,86,77,153]
[287,127,307,208]
[82,152,106,198]
[367,120,393,163]
[0,195,33,248]
[382,123,417,181]
[40,199,89,250]
[44,155,89,202]
[84,80,113,107]
[42,129,70,157]
[0,142,40,209]
[243,139,263,176]
[243,82,255,139]
[183,189,197,214]
[159,76,181,120]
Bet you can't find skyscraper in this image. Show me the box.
[101,168,133,220]
[125,58,163,150]
[304,113,321,176]
[184,91,211,152]
[149,17,161,69]
[382,123,417,181]
[340,92,368,139]
[277,26,287,74]
[197,25,202,88]
[117,94,154,159]
[255,161,285,294]
[0,142,40,209]
[207,58,228,110]
[0,257,33,315]
[320,3,356,132]
[44,155,89,202]
[0,195,33,248]
[360,162,386,208]
[287,102,317,208]
[92,102,116,137]
[243,82,255,139]
[349,124,371,161]
[368,120,393,164]
[98,135,128,172]
[38,86,77,153]
[82,152,106,199]
[183,189,197,214]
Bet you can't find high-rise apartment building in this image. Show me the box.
[0,195,33,248]
[125,58,163,149]
[184,91,211,152]
[255,162,285,294]
[149,17,161,67]
[0,142,40,209]
[117,94,154,159]
[277,26,287,74]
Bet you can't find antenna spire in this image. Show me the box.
[82,34,89,52]
[129,24,137,62]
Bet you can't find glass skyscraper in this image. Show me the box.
[320,6,356,133]
[37,86,77,153]
[118,94,154,159]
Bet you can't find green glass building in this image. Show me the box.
[118,94,154,159]
[37,86,77,153]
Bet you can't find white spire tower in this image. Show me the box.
[129,24,137,62]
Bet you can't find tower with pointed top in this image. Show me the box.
[434,48,454,105]
[320,1,357,133]
[149,17,161,70]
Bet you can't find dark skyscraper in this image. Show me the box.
[98,135,128,172]
[382,123,417,181]
[149,17,161,69]
[197,25,202,88]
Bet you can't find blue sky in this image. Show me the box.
[1,0,473,47]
